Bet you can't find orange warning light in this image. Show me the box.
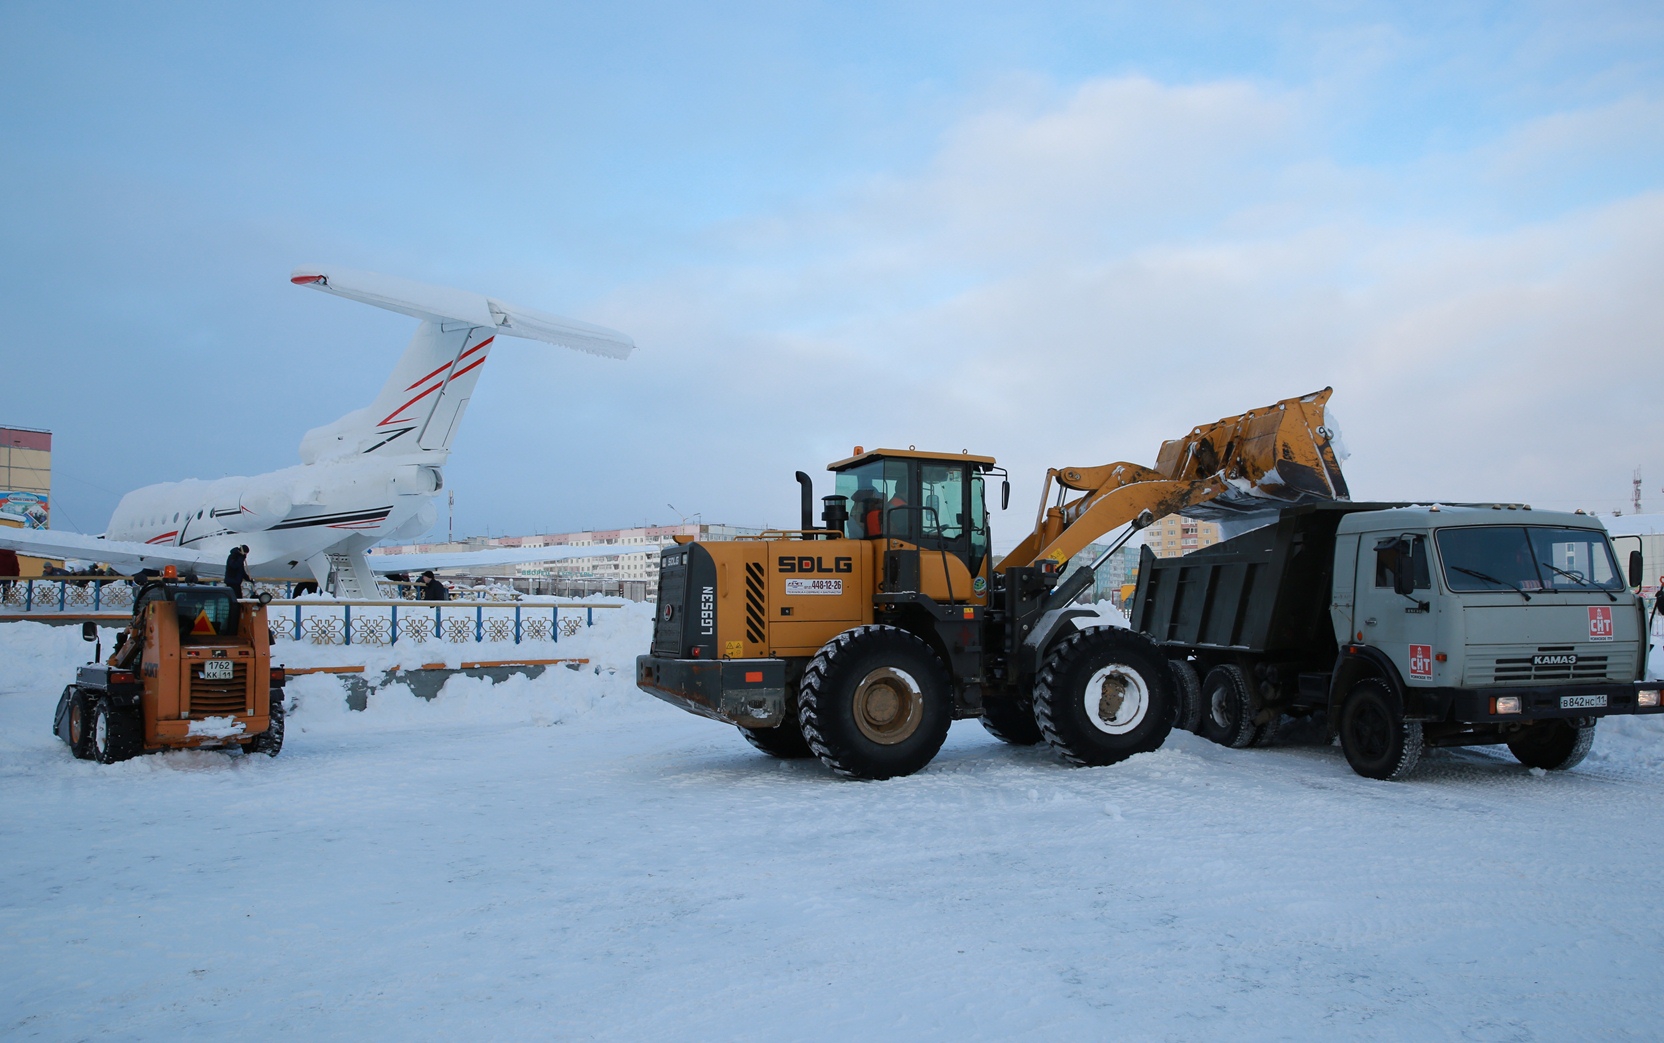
[191,609,217,636]
[163,565,178,579]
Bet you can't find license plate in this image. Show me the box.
[201,660,234,681]
[1560,694,1606,709]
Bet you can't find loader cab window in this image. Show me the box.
[969,475,989,575]
[174,589,239,640]
[834,459,913,541]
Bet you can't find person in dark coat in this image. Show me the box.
[224,545,251,598]
[419,570,449,601]
[0,547,19,599]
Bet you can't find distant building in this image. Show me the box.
[1,425,53,577]
[372,523,766,600]
[1143,514,1221,558]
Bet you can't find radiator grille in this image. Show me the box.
[188,661,249,717]
[1465,644,1635,686]
[744,562,766,645]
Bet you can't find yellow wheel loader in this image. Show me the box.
[637,389,1350,779]
[55,569,287,763]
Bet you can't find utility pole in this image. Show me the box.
[448,490,455,543]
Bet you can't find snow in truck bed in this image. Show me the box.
[2,613,1663,1040]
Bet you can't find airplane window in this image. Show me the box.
[173,513,180,523]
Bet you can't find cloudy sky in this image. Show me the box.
[3,2,1661,545]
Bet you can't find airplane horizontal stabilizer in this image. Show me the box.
[290,266,635,359]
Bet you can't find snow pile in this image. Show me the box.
[185,716,246,739]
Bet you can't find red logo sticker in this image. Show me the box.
[1589,605,1614,642]
[1408,644,1433,680]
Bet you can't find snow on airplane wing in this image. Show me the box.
[0,526,218,573]
[289,266,636,360]
[366,543,640,575]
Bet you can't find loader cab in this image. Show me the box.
[828,448,997,579]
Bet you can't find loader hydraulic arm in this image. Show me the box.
[998,388,1349,572]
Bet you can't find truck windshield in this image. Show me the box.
[1436,526,1624,593]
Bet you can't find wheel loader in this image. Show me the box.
[55,567,287,763]
[637,388,1350,779]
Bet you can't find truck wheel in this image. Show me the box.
[1168,660,1202,734]
[739,686,814,759]
[91,697,139,764]
[1199,665,1258,749]
[246,693,285,757]
[1033,627,1174,768]
[1506,719,1595,771]
[980,691,1042,745]
[66,687,96,760]
[1339,678,1423,780]
[798,625,953,780]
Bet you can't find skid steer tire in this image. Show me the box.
[246,693,285,758]
[1033,627,1174,768]
[91,697,139,764]
[1338,678,1423,781]
[739,686,814,759]
[1168,660,1202,734]
[66,687,96,760]
[1506,718,1595,771]
[1199,664,1258,749]
[798,625,952,780]
[980,692,1042,746]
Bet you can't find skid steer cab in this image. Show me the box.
[638,446,1180,780]
[54,569,286,763]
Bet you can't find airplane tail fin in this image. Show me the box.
[292,266,634,463]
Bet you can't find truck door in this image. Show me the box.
[1331,533,1359,641]
[1355,532,1436,689]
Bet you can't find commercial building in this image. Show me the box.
[1,425,52,577]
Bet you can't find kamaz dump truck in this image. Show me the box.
[638,389,1351,779]
[1130,502,1661,779]
[55,570,286,763]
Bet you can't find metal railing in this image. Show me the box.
[269,599,622,646]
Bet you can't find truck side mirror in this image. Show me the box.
[1001,479,1010,511]
[81,621,97,642]
[1629,549,1644,589]
[1392,539,1415,597]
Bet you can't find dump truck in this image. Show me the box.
[54,569,286,763]
[1130,501,1662,779]
[637,389,1350,779]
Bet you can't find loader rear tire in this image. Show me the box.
[980,691,1042,745]
[1033,627,1174,768]
[246,692,284,757]
[1168,660,1202,734]
[66,687,96,760]
[91,697,139,764]
[739,686,813,759]
[1506,718,1594,771]
[798,625,952,780]
[1199,664,1258,749]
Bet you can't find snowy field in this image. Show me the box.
[4,612,1664,1041]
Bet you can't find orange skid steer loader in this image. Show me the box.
[55,569,286,763]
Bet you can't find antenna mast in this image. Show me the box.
[1634,469,1643,516]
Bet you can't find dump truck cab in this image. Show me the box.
[54,574,286,763]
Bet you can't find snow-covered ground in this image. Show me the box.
[4,613,1664,1040]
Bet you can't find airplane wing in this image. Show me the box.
[290,266,636,359]
[366,544,639,575]
[0,526,220,573]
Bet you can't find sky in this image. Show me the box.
[2,1,1662,545]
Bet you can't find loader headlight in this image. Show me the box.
[1493,696,1522,715]
[1638,689,1660,708]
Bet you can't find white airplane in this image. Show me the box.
[0,266,635,594]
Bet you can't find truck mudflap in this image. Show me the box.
[636,655,787,728]
[1437,681,1663,723]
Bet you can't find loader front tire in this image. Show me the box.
[1033,627,1174,768]
[91,697,139,764]
[66,686,96,760]
[246,692,284,758]
[798,626,952,780]
[980,690,1042,745]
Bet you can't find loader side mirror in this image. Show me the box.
[81,621,97,642]
[257,591,273,605]
[1629,549,1644,589]
[1001,479,1010,511]
[1392,539,1415,597]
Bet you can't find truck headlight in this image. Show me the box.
[1639,689,1661,708]
[1493,696,1522,715]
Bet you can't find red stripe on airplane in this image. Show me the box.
[379,340,494,427]
[146,531,178,544]
[403,337,493,392]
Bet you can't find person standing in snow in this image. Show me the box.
[224,545,250,598]
[0,547,19,599]
[419,570,449,601]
